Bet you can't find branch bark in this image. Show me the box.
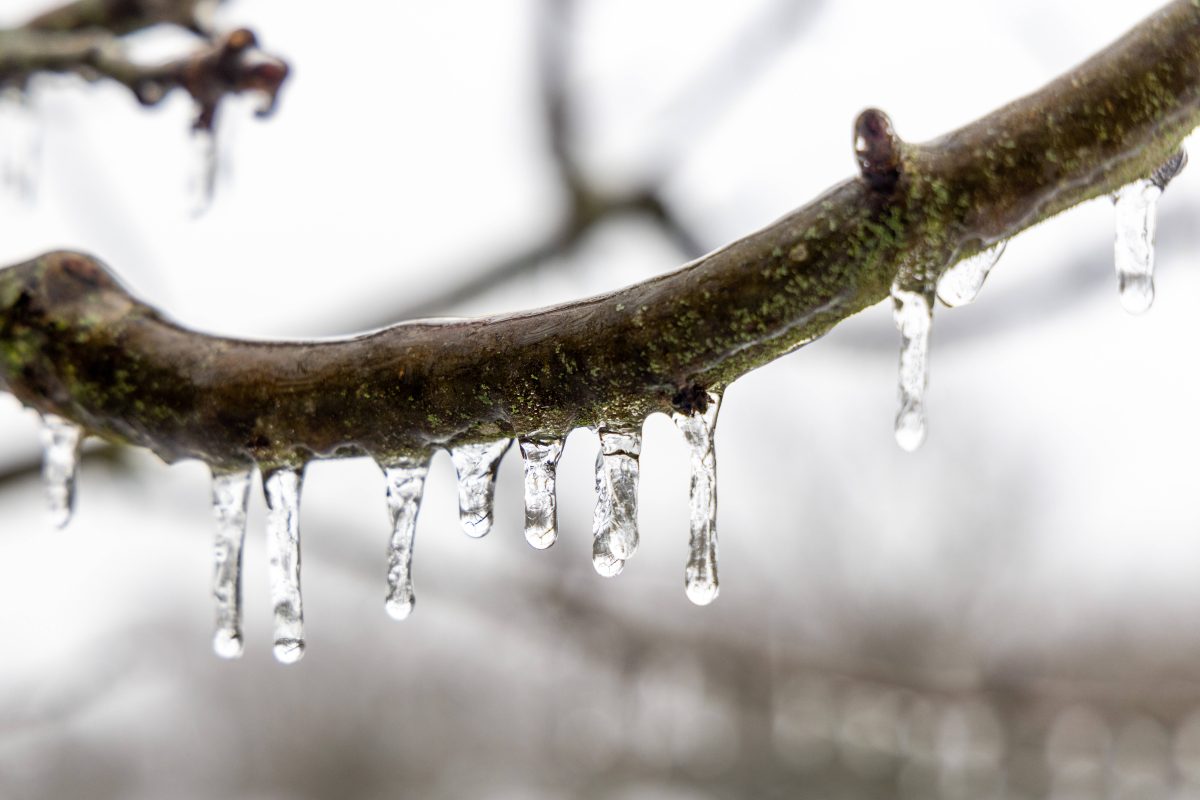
[2,0,1199,471]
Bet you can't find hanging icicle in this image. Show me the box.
[592,423,642,576]
[211,467,253,659]
[380,455,431,621]
[39,414,83,529]
[448,439,512,538]
[672,392,722,606]
[891,286,933,452]
[1111,148,1187,314]
[935,241,1007,308]
[263,468,305,664]
[518,436,565,549]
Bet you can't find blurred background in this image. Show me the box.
[3,0,1200,797]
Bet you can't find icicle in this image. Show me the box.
[211,467,252,659]
[592,423,642,576]
[518,436,565,549]
[263,468,305,664]
[39,414,83,528]
[935,241,1006,307]
[189,127,217,216]
[449,438,512,538]
[1111,148,1186,315]
[381,455,430,621]
[891,286,932,452]
[0,86,40,204]
[672,392,722,606]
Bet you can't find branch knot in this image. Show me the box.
[854,108,902,194]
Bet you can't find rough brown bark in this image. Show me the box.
[3,0,1199,471]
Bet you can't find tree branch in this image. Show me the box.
[2,0,1199,471]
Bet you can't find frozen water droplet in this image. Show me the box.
[518,436,565,549]
[381,455,430,621]
[672,393,721,606]
[273,639,305,664]
[449,439,512,538]
[1113,178,1162,314]
[891,286,932,452]
[591,540,625,577]
[592,423,642,573]
[189,127,217,216]
[936,241,1006,307]
[264,468,305,664]
[0,87,41,205]
[39,414,83,528]
[211,466,252,659]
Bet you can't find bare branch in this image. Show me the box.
[2,0,1198,472]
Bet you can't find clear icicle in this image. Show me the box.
[263,468,305,664]
[518,436,565,549]
[1111,149,1185,315]
[189,127,217,216]
[211,467,252,659]
[935,241,1006,307]
[672,393,722,606]
[449,439,512,538]
[891,286,933,452]
[39,414,83,528]
[381,455,430,621]
[592,423,642,576]
[1112,179,1162,314]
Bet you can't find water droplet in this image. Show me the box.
[211,466,252,659]
[518,436,565,549]
[380,455,430,621]
[672,392,721,606]
[448,439,512,538]
[263,468,304,664]
[1113,178,1162,314]
[189,127,217,216]
[39,414,83,528]
[891,286,932,452]
[935,241,1006,307]
[592,423,642,573]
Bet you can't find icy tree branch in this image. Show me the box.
[2,0,1200,472]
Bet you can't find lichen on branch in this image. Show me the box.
[3,0,1200,472]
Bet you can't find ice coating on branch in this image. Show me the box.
[211,467,252,658]
[264,468,304,664]
[39,414,83,528]
[891,287,932,452]
[936,241,1006,307]
[518,436,565,549]
[592,424,642,576]
[1111,149,1186,314]
[672,392,722,606]
[381,456,430,621]
[0,87,40,204]
[189,127,217,216]
[449,439,512,538]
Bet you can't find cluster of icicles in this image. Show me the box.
[37,393,722,663]
[889,147,1188,452]
[28,148,1189,663]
